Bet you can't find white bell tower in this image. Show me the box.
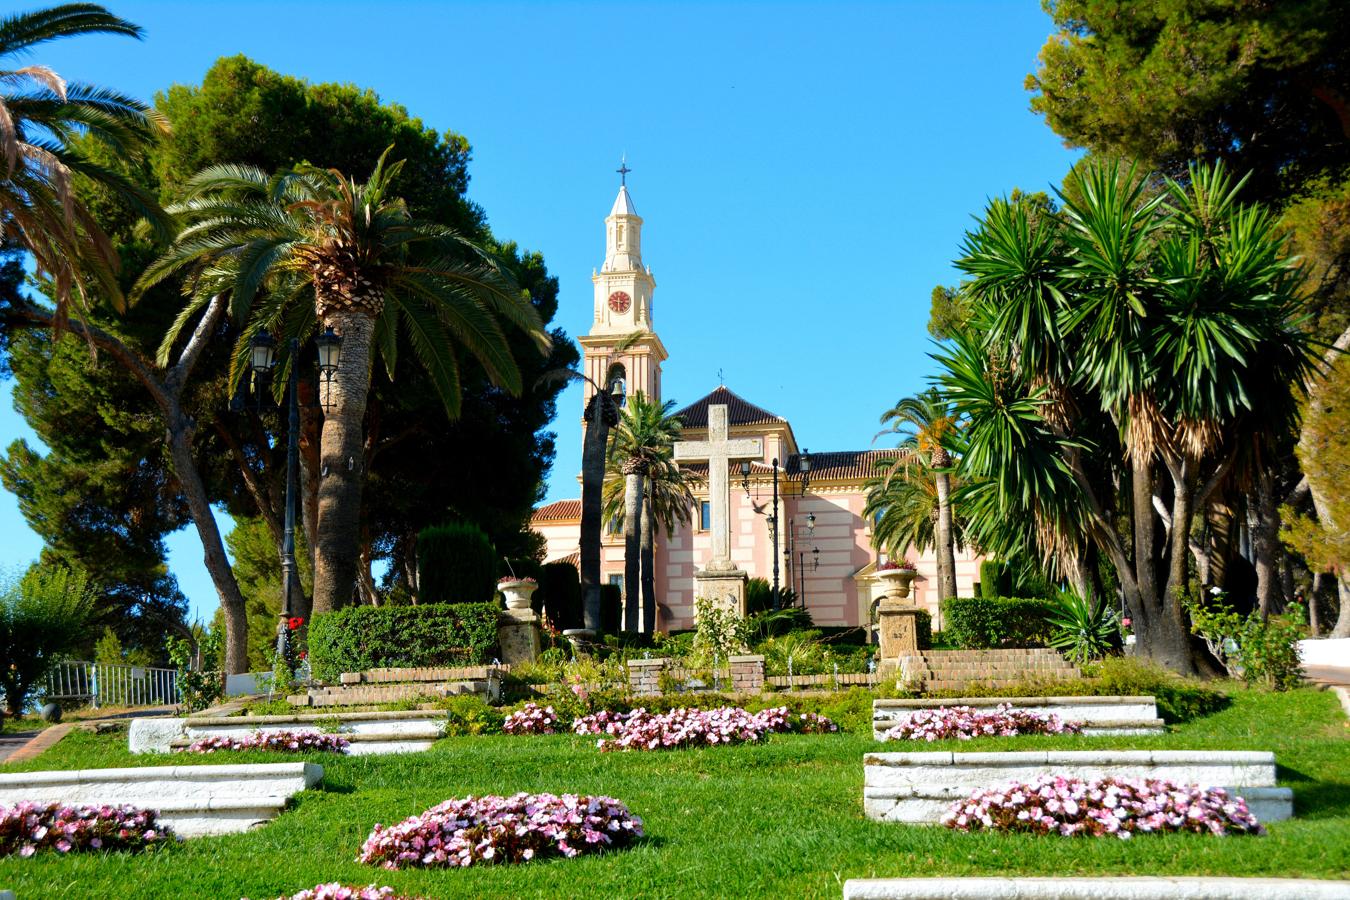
[579,161,667,412]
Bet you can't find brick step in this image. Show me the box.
[922,660,1075,669]
[921,668,1077,678]
[922,679,1065,691]
[917,651,1065,661]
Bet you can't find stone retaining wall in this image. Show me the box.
[872,696,1164,739]
[843,878,1350,900]
[0,762,322,836]
[863,750,1291,825]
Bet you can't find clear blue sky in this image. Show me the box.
[0,1,1079,624]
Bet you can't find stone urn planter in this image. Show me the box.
[875,567,917,599]
[498,579,538,612]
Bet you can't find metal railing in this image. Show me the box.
[44,660,180,709]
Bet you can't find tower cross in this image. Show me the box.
[616,157,631,186]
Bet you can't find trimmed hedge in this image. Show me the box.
[978,560,1011,598]
[913,609,933,650]
[940,596,1056,649]
[418,523,497,605]
[539,562,582,631]
[308,603,500,683]
[599,584,622,634]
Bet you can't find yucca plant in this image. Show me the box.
[1046,592,1119,665]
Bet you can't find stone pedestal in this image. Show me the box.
[876,601,923,662]
[693,567,748,620]
[498,609,541,666]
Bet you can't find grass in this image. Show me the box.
[0,687,1346,898]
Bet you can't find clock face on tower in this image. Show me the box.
[608,290,631,314]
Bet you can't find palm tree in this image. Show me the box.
[604,392,684,633]
[137,150,550,614]
[864,453,963,568]
[875,389,960,601]
[605,454,698,633]
[0,3,167,321]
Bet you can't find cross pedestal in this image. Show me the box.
[876,600,923,661]
[673,403,763,620]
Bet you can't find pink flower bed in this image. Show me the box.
[249,885,422,900]
[502,703,559,734]
[358,792,642,869]
[0,802,176,857]
[882,703,1082,742]
[185,730,350,754]
[942,775,1265,838]
[571,706,837,751]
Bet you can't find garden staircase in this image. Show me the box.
[896,649,1079,693]
[287,665,505,708]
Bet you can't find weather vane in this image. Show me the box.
[616,155,631,186]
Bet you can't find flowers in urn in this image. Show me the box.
[497,576,537,585]
[497,576,538,611]
[876,559,917,572]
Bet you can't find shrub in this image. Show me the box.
[880,703,1083,742]
[307,603,499,683]
[0,802,176,857]
[942,776,1265,838]
[166,628,224,713]
[941,596,1056,649]
[1046,593,1120,664]
[692,597,752,662]
[359,793,643,869]
[417,523,497,605]
[1186,593,1306,691]
[978,560,1011,598]
[183,730,350,754]
[0,565,94,716]
[539,563,582,631]
[1089,657,1228,723]
[438,694,504,736]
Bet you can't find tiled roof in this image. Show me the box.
[675,386,785,429]
[546,550,580,569]
[789,449,899,482]
[532,498,581,523]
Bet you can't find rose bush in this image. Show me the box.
[502,703,559,735]
[882,703,1082,742]
[359,793,642,870]
[942,775,1265,838]
[184,730,350,754]
[0,802,176,857]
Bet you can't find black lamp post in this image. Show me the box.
[247,328,341,668]
[789,512,816,608]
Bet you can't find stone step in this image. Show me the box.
[873,718,1167,739]
[338,665,506,685]
[921,679,1067,692]
[289,680,487,707]
[916,650,1066,660]
[921,664,1078,674]
[0,762,323,837]
[842,878,1350,900]
[171,730,442,756]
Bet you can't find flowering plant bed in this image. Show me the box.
[0,802,176,857]
[183,730,350,754]
[881,703,1082,741]
[358,792,642,869]
[941,775,1265,838]
[502,703,559,734]
[572,705,837,752]
[251,885,423,900]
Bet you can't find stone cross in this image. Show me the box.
[674,404,762,572]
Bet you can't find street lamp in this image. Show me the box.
[246,328,341,669]
[740,460,752,499]
[315,327,342,408]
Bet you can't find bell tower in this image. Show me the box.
[579,161,667,412]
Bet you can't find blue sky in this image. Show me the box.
[0,1,1080,623]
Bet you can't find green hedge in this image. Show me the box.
[418,523,497,605]
[913,609,933,650]
[539,562,582,630]
[308,603,500,683]
[940,596,1056,649]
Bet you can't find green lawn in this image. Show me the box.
[1,688,1346,899]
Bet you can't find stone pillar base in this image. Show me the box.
[498,609,541,666]
[693,567,748,620]
[627,658,668,696]
[876,601,923,662]
[729,654,765,693]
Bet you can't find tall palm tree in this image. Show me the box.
[604,392,684,633]
[0,3,167,321]
[875,389,960,601]
[864,454,964,567]
[605,453,698,633]
[137,150,550,614]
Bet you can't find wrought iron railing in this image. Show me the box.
[43,660,180,709]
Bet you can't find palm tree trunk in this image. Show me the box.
[933,471,957,601]
[1253,472,1281,617]
[641,490,656,634]
[622,465,644,633]
[580,392,615,632]
[312,309,375,615]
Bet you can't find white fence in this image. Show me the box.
[44,660,180,709]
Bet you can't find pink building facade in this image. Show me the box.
[531,181,981,634]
